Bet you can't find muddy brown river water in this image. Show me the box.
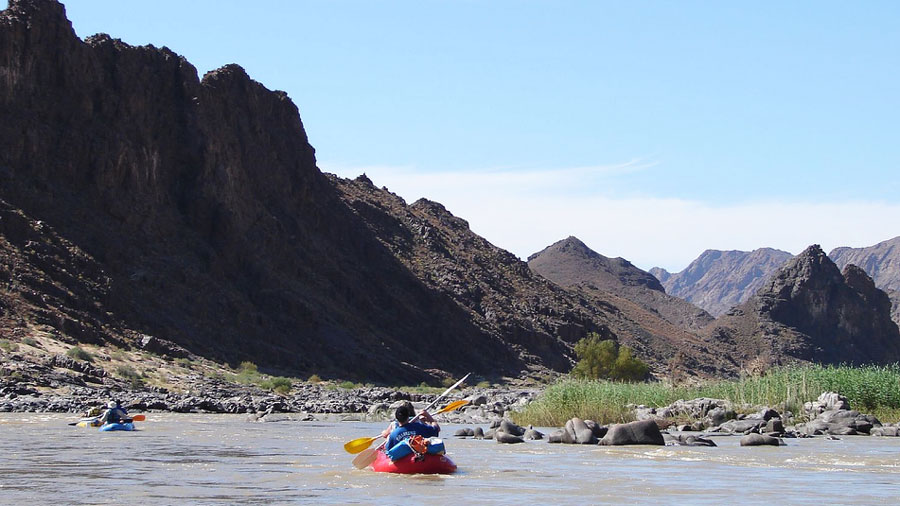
[1,413,898,504]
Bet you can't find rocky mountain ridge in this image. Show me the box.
[527,237,714,334]
[0,0,735,386]
[708,245,900,367]
[331,177,734,379]
[830,237,900,292]
[651,248,793,317]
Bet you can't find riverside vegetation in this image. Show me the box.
[513,363,900,427]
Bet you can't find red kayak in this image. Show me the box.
[371,449,457,474]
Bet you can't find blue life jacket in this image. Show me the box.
[385,420,439,450]
[105,407,125,423]
[386,437,446,460]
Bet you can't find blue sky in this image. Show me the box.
[12,0,900,270]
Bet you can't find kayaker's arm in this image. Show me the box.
[418,410,439,433]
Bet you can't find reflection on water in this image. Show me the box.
[2,413,899,504]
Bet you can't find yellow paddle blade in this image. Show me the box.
[434,399,469,415]
[344,436,379,454]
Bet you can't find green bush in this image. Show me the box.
[22,337,38,348]
[66,346,93,362]
[571,333,648,382]
[307,374,322,383]
[239,361,258,373]
[338,380,357,390]
[0,340,18,352]
[260,376,293,395]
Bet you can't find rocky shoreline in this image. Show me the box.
[0,354,538,422]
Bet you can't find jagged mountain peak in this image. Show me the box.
[731,244,900,365]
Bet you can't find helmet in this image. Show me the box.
[107,401,117,408]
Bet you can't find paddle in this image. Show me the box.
[350,374,471,469]
[69,414,145,426]
[343,400,470,454]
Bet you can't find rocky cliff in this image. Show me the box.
[830,237,900,327]
[331,178,735,379]
[0,0,523,382]
[709,245,900,366]
[651,248,793,316]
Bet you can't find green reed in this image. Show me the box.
[513,364,900,426]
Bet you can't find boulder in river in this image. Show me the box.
[494,430,525,444]
[740,433,782,446]
[870,426,900,437]
[599,419,664,446]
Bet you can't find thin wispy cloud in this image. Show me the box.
[322,162,900,272]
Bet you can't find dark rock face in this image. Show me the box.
[0,0,556,382]
[754,246,900,364]
[651,248,793,317]
[331,178,739,378]
[830,237,900,327]
[709,245,900,366]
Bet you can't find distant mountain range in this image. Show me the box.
[649,237,900,327]
[650,249,793,317]
[532,239,900,370]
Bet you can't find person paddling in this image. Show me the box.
[381,403,441,460]
[98,400,128,425]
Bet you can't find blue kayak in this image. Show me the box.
[99,422,135,432]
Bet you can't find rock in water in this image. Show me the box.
[740,434,782,446]
[599,420,665,446]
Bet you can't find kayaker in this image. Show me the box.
[98,401,128,424]
[382,403,441,459]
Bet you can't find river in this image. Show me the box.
[1,413,898,504]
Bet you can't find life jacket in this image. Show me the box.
[106,408,124,423]
[408,435,428,460]
[386,436,446,461]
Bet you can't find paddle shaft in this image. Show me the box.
[420,372,471,415]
